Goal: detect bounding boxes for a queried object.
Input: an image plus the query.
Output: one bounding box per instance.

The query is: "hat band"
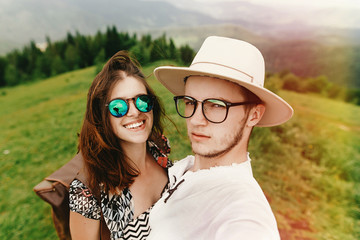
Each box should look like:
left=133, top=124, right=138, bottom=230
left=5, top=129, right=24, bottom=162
left=190, top=61, right=256, bottom=85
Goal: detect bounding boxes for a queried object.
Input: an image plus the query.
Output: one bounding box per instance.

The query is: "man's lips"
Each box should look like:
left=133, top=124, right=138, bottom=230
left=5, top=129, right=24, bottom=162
left=191, top=132, right=210, bottom=141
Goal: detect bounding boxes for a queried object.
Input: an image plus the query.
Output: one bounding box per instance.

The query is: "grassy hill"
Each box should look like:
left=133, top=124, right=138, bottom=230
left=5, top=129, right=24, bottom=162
left=0, top=62, right=359, bottom=239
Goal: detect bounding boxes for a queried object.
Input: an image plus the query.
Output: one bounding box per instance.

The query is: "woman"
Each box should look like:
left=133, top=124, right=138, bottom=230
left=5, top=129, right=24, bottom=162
left=69, top=51, right=172, bottom=240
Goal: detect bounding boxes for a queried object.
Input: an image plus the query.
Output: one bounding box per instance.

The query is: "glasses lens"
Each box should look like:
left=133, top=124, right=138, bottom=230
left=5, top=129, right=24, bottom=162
left=108, top=99, right=128, bottom=117
left=136, top=95, right=154, bottom=113
left=175, top=96, right=196, bottom=118
left=203, top=99, right=227, bottom=123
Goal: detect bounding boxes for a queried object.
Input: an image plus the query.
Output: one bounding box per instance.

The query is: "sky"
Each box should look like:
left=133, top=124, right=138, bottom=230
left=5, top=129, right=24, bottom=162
left=148, top=0, right=360, bottom=29
left=247, top=0, right=359, bottom=9
left=162, top=0, right=360, bottom=9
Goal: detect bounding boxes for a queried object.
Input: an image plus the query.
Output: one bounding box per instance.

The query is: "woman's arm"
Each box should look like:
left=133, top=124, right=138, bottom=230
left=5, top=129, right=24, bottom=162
left=70, top=211, right=100, bottom=240
left=69, top=179, right=102, bottom=240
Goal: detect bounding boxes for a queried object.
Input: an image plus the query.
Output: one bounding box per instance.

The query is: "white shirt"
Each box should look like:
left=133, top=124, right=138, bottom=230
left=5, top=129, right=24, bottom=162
left=148, top=154, right=280, bottom=240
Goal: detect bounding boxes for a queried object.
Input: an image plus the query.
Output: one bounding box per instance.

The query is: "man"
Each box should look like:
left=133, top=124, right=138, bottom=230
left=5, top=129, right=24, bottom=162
left=148, top=36, right=293, bottom=239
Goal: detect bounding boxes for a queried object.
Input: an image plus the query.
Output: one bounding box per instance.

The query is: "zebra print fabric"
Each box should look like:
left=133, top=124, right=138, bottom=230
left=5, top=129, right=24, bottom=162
left=122, top=211, right=151, bottom=239
left=70, top=180, right=152, bottom=239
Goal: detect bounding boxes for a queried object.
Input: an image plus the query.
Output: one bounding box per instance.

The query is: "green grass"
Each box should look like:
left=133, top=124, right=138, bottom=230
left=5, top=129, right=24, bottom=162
left=0, top=63, right=359, bottom=239
left=249, top=91, right=360, bottom=239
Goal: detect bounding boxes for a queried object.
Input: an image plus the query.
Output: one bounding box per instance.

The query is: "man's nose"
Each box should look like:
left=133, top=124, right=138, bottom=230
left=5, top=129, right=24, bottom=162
left=189, top=103, right=207, bottom=125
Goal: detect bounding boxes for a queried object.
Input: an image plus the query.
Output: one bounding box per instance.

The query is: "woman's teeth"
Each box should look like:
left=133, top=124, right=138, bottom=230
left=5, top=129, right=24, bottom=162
left=124, top=121, right=144, bottom=129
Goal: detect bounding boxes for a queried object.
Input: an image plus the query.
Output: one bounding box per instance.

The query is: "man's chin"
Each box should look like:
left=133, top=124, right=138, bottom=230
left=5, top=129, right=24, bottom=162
left=192, top=147, right=227, bottom=159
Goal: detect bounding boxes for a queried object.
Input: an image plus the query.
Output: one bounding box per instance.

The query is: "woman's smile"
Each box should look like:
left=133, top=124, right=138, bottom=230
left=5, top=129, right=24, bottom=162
left=124, top=120, right=145, bottom=130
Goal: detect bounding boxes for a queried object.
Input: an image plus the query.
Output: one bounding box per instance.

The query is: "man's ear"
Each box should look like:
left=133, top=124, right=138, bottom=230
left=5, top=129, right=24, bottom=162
left=247, top=104, right=265, bottom=127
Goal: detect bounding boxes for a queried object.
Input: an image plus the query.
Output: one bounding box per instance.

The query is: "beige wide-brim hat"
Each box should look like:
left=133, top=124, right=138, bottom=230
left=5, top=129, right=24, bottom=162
left=154, top=36, right=293, bottom=127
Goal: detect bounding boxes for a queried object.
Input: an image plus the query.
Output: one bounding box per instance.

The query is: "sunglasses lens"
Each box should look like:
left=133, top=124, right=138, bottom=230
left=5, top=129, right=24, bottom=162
left=108, top=99, right=128, bottom=117
left=136, top=95, right=154, bottom=113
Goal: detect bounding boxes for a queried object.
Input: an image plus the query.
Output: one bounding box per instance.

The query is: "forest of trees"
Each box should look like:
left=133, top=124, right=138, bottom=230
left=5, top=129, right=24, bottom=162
left=0, top=26, right=359, bottom=105
left=265, top=70, right=360, bottom=105
left=0, top=25, right=195, bottom=88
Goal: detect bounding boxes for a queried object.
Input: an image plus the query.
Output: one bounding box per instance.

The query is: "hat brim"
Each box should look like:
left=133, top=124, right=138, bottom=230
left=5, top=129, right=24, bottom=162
left=154, top=66, right=293, bottom=127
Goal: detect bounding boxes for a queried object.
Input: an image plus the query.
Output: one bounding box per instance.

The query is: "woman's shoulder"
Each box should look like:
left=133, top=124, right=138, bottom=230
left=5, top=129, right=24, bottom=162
left=69, top=179, right=101, bottom=220
left=70, top=178, right=87, bottom=189
left=148, top=136, right=173, bottom=168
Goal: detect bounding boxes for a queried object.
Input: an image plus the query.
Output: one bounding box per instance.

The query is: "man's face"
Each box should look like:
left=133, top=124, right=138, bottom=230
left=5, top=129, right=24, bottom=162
left=184, top=76, right=250, bottom=158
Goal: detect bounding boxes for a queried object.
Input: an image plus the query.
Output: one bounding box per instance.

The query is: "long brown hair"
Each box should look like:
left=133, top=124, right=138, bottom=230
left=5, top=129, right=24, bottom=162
left=79, top=50, right=165, bottom=194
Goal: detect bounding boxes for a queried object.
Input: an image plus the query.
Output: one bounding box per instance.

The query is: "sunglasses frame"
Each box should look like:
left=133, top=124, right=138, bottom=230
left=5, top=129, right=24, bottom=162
left=106, top=94, right=155, bottom=118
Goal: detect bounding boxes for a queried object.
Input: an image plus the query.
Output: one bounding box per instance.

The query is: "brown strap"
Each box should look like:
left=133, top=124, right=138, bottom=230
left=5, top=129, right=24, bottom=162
left=100, top=214, right=111, bottom=240
left=91, top=185, right=111, bottom=240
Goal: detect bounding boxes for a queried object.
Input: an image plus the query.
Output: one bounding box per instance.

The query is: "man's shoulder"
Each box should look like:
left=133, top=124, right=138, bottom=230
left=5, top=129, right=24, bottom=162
left=172, top=155, right=194, bottom=167
left=167, top=155, right=194, bottom=182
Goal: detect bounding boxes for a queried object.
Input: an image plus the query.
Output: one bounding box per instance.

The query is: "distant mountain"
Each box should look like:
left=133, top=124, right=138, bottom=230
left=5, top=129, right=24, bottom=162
left=1, top=0, right=359, bottom=55
left=0, top=0, right=217, bottom=55
left=162, top=0, right=360, bottom=45
left=160, top=0, right=360, bottom=30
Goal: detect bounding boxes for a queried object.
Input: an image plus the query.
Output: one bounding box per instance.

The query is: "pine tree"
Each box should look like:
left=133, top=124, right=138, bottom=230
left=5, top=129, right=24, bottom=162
left=0, top=57, right=7, bottom=87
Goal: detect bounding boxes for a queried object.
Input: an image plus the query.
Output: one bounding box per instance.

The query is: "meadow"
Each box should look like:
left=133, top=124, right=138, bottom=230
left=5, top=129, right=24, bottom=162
left=0, top=62, right=359, bottom=239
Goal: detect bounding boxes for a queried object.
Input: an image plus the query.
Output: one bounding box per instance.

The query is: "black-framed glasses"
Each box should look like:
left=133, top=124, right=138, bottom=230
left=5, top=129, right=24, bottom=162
left=106, top=94, right=155, bottom=118
left=174, top=95, right=257, bottom=123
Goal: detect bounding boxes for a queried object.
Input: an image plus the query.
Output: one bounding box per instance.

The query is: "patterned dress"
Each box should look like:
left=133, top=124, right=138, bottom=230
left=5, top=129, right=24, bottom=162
left=69, top=140, right=172, bottom=240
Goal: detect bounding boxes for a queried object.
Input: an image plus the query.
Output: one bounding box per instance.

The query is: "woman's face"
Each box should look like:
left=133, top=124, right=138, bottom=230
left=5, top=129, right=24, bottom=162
left=108, top=75, right=153, bottom=146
